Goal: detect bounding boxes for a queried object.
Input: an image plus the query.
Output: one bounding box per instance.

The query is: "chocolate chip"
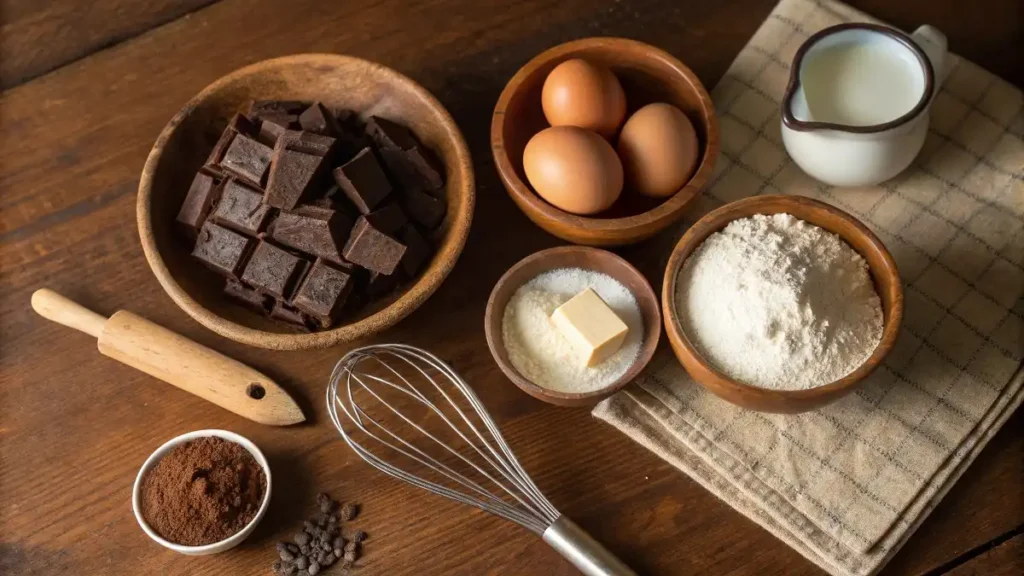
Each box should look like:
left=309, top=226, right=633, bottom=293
left=339, top=502, right=358, bottom=522
left=279, top=549, right=295, bottom=562
left=295, top=556, right=308, bottom=570
left=350, top=530, right=367, bottom=543
left=308, top=559, right=320, bottom=576
left=295, top=533, right=311, bottom=547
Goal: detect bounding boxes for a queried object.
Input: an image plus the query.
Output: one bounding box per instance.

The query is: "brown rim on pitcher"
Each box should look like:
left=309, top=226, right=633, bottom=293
left=781, top=23, right=935, bottom=134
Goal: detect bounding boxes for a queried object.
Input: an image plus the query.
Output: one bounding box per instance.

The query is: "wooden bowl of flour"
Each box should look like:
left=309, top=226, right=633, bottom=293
left=662, top=195, right=903, bottom=413
left=484, top=246, right=661, bottom=407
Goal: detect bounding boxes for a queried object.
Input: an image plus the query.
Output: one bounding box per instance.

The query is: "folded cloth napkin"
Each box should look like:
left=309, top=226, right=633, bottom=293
left=594, top=1, right=1024, bottom=574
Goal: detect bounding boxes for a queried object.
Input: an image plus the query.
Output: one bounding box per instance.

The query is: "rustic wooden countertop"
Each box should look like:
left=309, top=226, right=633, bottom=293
left=1, top=1, right=1020, bottom=574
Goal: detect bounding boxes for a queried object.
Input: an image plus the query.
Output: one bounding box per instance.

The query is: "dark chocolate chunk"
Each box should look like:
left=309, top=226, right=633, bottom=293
left=192, top=222, right=254, bottom=278
left=365, top=270, right=399, bottom=296
left=333, top=148, right=391, bottom=214
left=366, top=116, right=417, bottom=151
left=398, top=226, right=431, bottom=277
left=220, top=133, right=273, bottom=186
left=403, top=145, right=445, bottom=191
left=241, top=241, right=309, bottom=299
left=400, top=189, right=446, bottom=229
left=362, top=203, right=407, bottom=235
left=247, top=100, right=307, bottom=119
left=205, top=127, right=236, bottom=167
left=176, top=169, right=224, bottom=233
left=257, top=118, right=292, bottom=147
left=291, top=259, right=354, bottom=327
left=265, top=146, right=327, bottom=210
left=342, top=218, right=406, bottom=275
left=298, top=102, right=340, bottom=136
left=224, top=279, right=272, bottom=314
left=270, top=301, right=313, bottom=331
left=210, top=178, right=274, bottom=235
left=228, top=112, right=259, bottom=137
left=277, top=130, right=336, bottom=157
left=269, top=206, right=353, bottom=263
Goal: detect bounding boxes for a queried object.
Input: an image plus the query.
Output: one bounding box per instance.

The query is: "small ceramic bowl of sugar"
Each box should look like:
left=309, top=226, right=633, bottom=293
left=484, top=246, right=661, bottom=407
left=663, top=195, right=903, bottom=414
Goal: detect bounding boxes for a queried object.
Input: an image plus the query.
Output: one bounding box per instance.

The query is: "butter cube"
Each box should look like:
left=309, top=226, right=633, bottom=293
left=551, top=288, right=629, bottom=366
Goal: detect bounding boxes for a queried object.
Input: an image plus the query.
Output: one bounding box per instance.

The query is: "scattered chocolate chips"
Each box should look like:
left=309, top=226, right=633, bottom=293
left=177, top=102, right=447, bottom=332
left=272, top=494, right=364, bottom=576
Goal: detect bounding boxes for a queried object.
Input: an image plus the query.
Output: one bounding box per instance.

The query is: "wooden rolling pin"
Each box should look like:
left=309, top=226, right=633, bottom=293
left=31, top=289, right=305, bottom=426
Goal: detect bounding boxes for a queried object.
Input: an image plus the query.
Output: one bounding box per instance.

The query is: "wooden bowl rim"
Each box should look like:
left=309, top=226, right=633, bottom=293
left=483, top=245, right=662, bottom=405
left=490, top=37, right=719, bottom=233
left=662, top=195, right=904, bottom=402
left=137, top=53, right=475, bottom=350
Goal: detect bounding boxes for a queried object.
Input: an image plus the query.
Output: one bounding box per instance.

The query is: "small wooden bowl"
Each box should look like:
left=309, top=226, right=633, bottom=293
left=138, top=54, right=474, bottom=350
left=662, top=195, right=904, bottom=413
left=484, top=246, right=661, bottom=407
left=491, top=37, right=719, bottom=246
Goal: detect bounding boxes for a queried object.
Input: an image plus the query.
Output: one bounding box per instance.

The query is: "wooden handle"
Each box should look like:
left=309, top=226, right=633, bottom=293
left=31, top=289, right=108, bottom=338
left=99, top=311, right=305, bottom=426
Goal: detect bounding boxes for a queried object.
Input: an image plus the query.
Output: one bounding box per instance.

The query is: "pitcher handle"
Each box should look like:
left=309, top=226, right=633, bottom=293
left=911, top=25, right=948, bottom=88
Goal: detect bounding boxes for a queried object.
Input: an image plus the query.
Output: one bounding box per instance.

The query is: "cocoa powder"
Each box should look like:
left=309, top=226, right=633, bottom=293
left=140, top=436, right=267, bottom=546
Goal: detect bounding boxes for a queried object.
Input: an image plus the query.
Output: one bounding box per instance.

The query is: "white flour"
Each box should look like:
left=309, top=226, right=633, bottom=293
left=675, top=213, right=883, bottom=390
left=502, top=268, right=643, bottom=393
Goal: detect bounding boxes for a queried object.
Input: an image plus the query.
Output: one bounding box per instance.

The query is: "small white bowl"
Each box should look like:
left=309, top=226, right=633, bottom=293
left=132, top=429, right=272, bottom=555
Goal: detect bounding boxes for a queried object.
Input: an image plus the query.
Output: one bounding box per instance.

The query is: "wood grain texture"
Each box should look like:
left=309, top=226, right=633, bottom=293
left=0, top=0, right=1020, bottom=575
left=0, top=0, right=219, bottom=88
left=491, top=37, right=719, bottom=246
left=661, top=195, right=903, bottom=413
left=944, top=535, right=1023, bottom=576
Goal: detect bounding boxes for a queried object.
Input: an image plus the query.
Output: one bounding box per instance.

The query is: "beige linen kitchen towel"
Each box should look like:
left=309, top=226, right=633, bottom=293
left=594, top=0, right=1024, bottom=575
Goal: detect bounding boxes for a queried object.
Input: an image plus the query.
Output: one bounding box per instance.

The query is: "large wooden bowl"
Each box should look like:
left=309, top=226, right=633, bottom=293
left=138, top=54, right=474, bottom=350
left=484, top=246, right=661, bottom=407
left=491, top=37, right=719, bottom=246
left=662, top=195, right=903, bottom=413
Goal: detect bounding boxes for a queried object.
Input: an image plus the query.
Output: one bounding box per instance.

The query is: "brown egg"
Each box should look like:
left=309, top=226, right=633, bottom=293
left=523, top=126, right=623, bottom=215
left=617, top=103, right=700, bottom=198
left=541, top=59, right=627, bottom=138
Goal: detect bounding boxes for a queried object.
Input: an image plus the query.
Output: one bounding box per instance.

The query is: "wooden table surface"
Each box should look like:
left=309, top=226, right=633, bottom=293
left=1, top=1, right=1021, bottom=574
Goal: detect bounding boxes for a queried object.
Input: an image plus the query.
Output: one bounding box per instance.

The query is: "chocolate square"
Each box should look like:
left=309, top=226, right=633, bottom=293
left=247, top=100, right=307, bottom=119
left=264, top=145, right=326, bottom=210
left=291, top=259, right=354, bottom=327
left=400, top=189, right=446, bottom=229
left=333, top=147, right=391, bottom=214
left=210, top=178, right=274, bottom=235
left=277, top=130, right=336, bottom=157
left=366, top=116, right=417, bottom=151
left=221, top=133, right=273, bottom=186
left=362, top=203, right=407, bottom=235
left=270, top=301, right=313, bottom=331
left=398, top=226, right=431, bottom=277
left=256, top=117, right=292, bottom=147
left=192, top=222, right=254, bottom=278
left=176, top=169, right=225, bottom=233
left=241, top=241, right=309, bottom=299
left=205, top=127, right=236, bottom=167
left=269, top=206, right=354, bottom=263
left=228, top=112, right=259, bottom=137
left=224, top=279, right=272, bottom=314
left=342, top=218, right=406, bottom=275
left=298, top=102, right=340, bottom=136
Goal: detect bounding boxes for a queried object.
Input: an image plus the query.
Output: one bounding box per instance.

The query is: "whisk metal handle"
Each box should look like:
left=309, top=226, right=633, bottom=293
left=543, top=516, right=637, bottom=576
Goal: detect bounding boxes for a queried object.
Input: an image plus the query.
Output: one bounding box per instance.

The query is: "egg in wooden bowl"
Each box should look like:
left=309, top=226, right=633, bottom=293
left=138, top=54, right=474, bottom=350
left=491, top=37, right=719, bottom=246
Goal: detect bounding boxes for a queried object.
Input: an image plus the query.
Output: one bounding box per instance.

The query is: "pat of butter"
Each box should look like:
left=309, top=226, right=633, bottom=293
left=551, top=288, right=629, bottom=366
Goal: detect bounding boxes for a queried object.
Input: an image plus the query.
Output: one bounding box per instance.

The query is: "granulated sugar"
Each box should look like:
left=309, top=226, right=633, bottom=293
left=676, top=213, right=883, bottom=390
left=502, top=268, right=643, bottom=393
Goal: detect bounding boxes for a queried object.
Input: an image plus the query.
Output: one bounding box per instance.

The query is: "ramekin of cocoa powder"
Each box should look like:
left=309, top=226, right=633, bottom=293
left=132, top=430, right=272, bottom=555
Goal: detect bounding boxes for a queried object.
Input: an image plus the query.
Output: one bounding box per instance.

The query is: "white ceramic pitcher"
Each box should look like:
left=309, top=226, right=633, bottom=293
left=781, top=23, right=947, bottom=187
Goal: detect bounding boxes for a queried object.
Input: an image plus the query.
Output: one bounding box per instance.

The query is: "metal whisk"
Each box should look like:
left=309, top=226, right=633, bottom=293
left=327, top=344, right=636, bottom=576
